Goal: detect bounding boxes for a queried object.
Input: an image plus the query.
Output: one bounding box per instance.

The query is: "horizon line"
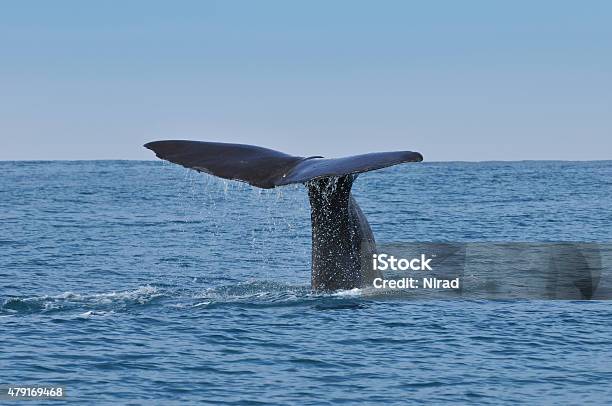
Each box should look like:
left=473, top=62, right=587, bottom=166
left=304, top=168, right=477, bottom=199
left=1, top=158, right=611, bottom=164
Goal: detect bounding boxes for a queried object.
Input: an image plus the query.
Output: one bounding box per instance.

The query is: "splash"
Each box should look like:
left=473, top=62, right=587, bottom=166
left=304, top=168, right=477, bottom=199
left=0, top=285, right=162, bottom=315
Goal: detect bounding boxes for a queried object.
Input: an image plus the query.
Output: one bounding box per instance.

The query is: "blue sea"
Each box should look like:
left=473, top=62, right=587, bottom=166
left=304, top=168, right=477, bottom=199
left=1, top=160, right=611, bottom=405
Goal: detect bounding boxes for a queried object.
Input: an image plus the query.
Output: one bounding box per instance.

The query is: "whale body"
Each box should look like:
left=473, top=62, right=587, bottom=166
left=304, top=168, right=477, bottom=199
left=145, top=140, right=423, bottom=291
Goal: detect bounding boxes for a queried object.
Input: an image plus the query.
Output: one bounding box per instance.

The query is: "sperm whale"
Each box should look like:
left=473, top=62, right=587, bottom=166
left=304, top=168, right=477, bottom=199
left=144, top=140, right=423, bottom=291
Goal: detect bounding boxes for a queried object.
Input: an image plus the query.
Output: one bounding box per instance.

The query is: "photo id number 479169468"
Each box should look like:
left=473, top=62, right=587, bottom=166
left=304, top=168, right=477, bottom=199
left=0, top=386, right=66, bottom=399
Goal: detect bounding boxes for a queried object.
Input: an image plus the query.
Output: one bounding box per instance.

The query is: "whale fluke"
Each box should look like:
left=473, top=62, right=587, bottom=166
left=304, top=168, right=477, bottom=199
left=145, top=140, right=423, bottom=291
left=144, top=140, right=422, bottom=189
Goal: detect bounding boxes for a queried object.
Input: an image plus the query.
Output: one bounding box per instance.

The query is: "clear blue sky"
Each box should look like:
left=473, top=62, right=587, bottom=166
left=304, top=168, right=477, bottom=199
left=1, top=1, right=610, bottom=161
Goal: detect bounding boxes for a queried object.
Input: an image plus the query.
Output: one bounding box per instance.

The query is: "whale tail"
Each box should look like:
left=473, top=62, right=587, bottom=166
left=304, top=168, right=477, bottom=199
left=144, top=140, right=422, bottom=189
left=144, top=140, right=423, bottom=291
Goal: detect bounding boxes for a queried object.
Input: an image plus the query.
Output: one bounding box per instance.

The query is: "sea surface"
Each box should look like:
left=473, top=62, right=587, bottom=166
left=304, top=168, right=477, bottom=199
left=1, top=160, right=611, bottom=404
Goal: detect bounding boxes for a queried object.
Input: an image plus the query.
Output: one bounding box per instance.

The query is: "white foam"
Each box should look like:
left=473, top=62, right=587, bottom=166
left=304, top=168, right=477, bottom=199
left=11, top=285, right=161, bottom=310
left=78, top=310, right=115, bottom=318
left=332, top=288, right=363, bottom=297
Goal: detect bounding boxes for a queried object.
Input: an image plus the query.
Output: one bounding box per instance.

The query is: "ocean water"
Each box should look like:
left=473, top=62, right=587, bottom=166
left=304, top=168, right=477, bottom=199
left=1, top=160, right=611, bottom=404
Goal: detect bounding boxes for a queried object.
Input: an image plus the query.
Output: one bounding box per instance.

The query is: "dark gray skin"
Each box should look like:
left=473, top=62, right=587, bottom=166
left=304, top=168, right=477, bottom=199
left=144, top=140, right=422, bottom=292
left=307, top=176, right=380, bottom=291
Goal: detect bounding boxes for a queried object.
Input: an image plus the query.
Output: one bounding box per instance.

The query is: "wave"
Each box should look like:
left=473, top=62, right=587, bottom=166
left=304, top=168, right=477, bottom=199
left=0, top=285, right=163, bottom=316
left=0, top=281, right=376, bottom=317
